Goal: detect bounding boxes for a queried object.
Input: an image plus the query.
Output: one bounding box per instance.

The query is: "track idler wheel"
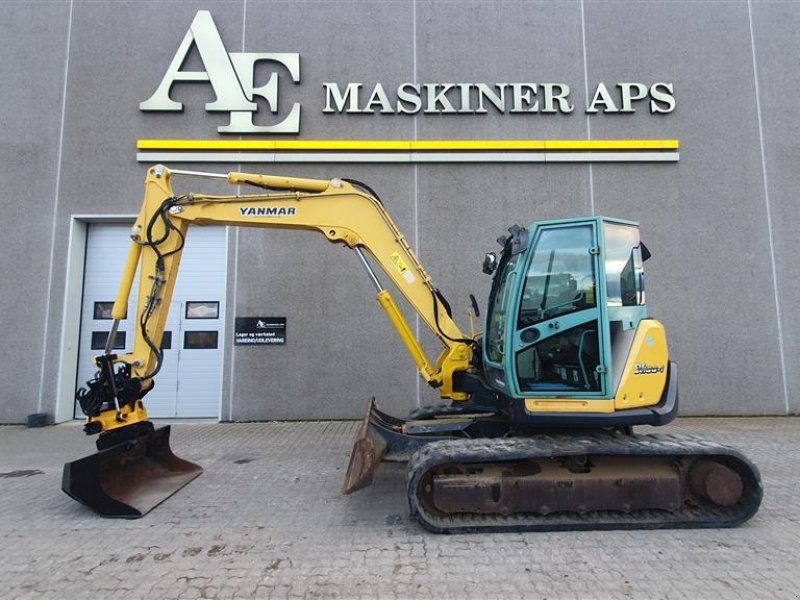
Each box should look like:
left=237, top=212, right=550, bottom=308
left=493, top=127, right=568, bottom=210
left=689, top=459, right=744, bottom=507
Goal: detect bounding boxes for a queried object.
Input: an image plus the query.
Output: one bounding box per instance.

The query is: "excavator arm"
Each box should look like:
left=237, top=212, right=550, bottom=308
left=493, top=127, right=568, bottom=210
left=83, top=165, right=473, bottom=435
left=65, top=165, right=477, bottom=517
left=62, top=165, right=476, bottom=518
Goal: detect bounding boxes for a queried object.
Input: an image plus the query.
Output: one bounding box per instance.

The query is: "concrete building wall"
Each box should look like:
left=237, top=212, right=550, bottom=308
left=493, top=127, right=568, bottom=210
left=1, top=0, right=798, bottom=422
left=0, top=3, right=71, bottom=422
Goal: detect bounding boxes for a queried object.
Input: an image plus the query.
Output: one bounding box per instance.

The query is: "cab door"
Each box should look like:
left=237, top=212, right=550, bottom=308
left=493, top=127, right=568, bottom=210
left=510, top=222, right=609, bottom=398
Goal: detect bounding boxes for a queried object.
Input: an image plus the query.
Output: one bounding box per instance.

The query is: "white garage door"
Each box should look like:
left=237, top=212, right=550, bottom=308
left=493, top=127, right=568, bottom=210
left=75, top=223, right=227, bottom=419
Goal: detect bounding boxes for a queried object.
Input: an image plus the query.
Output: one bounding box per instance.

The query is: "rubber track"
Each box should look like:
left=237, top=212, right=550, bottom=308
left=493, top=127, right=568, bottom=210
left=406, top=432, right=763, bottom=534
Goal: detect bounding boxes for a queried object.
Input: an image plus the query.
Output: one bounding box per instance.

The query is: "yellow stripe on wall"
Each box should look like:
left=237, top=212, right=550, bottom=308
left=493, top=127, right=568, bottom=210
left=137, top=139, right=680, bottom=152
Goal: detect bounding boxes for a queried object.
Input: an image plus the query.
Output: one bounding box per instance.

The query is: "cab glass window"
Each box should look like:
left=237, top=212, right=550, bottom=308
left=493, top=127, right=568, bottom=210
left=604, top=223, right=645, bottom=307
left=517, top=225, right=596, bottom=329
left=485, top=252, right=520, bottom=363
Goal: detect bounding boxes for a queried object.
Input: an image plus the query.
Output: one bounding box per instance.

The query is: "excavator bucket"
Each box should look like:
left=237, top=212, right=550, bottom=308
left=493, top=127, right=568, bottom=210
left=62, top=425, right=202, bottom=518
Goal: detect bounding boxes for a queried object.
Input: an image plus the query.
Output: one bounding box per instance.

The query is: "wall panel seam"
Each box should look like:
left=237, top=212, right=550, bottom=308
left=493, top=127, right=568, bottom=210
left=580, top=0, right=595, bottom=215
left=227, top=0, right=248, bottom=421
left=413, top=0, right=421, bottom=407
left=747, top=0, right=789, bottom=414
left=39, top=0, right=74, bottom=414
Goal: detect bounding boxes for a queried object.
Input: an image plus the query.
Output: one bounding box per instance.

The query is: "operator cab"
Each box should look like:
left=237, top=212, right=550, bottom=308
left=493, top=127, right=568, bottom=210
left=482, top=217, right=648, bottom=406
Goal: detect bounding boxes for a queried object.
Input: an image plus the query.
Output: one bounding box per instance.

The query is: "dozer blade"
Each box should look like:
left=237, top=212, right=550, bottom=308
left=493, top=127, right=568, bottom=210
left=342, top=398, right=475, bottom=494
left=62, top=425, right=202, bottom=518
left=342, top=399, right=388, bottom=494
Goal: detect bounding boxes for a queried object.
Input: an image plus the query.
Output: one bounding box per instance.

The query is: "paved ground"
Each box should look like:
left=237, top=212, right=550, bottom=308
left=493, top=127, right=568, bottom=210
left=0, top=416, right=798, bottom=599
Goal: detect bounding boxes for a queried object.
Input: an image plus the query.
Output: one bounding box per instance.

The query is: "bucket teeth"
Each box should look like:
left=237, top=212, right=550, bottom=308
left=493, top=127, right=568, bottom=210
left=62, top=425, right=202, bottom=518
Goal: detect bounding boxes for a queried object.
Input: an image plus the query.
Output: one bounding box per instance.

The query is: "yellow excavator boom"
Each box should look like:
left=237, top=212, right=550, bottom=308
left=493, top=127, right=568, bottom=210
left=96, top=165, right=474, bottom=434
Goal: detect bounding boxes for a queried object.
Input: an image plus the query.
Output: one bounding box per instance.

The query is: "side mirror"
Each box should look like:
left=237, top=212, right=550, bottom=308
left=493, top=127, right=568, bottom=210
left=482, top=252, right=498, bottom=275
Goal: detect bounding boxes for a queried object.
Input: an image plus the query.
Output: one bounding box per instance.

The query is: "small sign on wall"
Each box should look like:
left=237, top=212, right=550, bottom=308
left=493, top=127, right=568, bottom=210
left=234, top=317, right=286, bottom=345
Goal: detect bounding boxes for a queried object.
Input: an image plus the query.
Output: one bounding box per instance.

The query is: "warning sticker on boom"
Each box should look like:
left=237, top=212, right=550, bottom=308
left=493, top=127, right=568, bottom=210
left=390, top=252, right=416, bottom=284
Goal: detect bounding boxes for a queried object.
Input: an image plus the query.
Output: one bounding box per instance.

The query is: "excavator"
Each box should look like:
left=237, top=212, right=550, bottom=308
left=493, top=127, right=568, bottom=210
left=63, top=165, right=762, bottom=533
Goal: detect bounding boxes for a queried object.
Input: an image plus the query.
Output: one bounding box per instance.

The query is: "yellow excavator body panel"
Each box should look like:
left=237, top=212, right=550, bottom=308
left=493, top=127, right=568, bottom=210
left=613, top=320, right=670, bottom=410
